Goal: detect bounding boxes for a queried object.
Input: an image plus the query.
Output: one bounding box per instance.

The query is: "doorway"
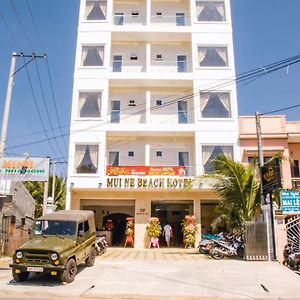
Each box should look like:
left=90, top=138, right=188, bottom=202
left=103, top=213, right=132, bottom=246
left=151, top=201, right=193, bottom=247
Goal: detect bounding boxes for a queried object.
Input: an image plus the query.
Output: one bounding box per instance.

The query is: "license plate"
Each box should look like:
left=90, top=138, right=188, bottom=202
left=27, top=266, right=43, bottom=272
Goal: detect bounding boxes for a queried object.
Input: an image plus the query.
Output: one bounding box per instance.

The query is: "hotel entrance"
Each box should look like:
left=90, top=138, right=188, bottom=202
left=151, top=200, right=193, bottom=247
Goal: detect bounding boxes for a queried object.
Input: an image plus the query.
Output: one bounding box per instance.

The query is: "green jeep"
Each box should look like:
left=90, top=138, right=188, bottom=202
left=10, top=210, right=97, bottom=283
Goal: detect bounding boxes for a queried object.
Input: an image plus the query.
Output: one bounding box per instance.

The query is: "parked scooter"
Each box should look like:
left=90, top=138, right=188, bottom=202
left=210, top=234, right=244, bottom=260
left=95, top=236, right=108, bottom=255
left=283, top=244, right=300, bottom=271
left=198, top=233, right=223, bottom=254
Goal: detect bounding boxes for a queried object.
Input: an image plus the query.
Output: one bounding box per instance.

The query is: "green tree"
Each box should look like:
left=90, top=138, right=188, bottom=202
left=24, top=175, right=66, bottom=218
left=196, top=155, right=261, bottom=232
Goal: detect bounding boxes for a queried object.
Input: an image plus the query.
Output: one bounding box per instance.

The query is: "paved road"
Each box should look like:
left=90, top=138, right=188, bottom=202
left=0, top=248, right=300, bottom=299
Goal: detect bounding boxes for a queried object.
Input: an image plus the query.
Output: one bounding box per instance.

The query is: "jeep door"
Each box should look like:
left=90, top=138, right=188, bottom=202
left=76, top=222, right=86, bottom=263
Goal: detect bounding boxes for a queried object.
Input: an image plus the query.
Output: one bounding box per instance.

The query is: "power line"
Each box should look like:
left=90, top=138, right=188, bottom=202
left=34, top=58, right=65, bottom=157
left=24, top=0, right=68, bottom=152
left=22, top=55, right=59, bottom=158
left=261, top=103, right=300, bottom=116
left=9, top=0, right=34, bottom=51
left=7, top=53, right=300, bottom=152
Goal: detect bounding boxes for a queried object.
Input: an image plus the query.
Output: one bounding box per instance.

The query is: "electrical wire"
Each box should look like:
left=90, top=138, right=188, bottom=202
left=7, top=53, right=300, bottom=152
left=22, top=55, right=59, bottom=158
left=34, top=58, right=65, bottom=157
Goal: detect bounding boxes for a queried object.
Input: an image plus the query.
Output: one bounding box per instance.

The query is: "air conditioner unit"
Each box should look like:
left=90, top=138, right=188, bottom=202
left=128, top=99, right=136, bottom=106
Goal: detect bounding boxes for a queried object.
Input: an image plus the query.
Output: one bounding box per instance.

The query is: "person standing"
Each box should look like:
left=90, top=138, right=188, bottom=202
left=163, top=222, right=173, bottom=247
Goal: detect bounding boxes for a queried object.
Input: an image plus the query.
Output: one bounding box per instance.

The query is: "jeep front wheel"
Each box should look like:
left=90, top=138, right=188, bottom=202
left=12, top=269, right=29, bottom=282
left=85, top=247, right=96, bottom=267
left=60, top=258, right=77, bottom=283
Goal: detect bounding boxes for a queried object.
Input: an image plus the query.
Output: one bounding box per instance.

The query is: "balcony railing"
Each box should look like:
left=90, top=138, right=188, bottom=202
left=150, top=60, right=191, bottom=73
left=111, top=60, right=146, bottom=72
left=113, top=14, right=147, bottom=26
left=151, top=15, right=190, bottom=26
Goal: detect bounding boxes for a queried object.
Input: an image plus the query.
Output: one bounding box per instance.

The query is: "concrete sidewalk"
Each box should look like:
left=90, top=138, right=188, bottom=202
left=0, top=248, right=299, bottom=299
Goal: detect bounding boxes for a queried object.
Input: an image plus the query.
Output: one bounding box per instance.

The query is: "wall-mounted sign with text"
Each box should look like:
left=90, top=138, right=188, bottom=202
left=106, top=166, right=186, bottom=176
left=280, top=190, right=300, bottom=215
left=0, top=157, right=50, bottom=181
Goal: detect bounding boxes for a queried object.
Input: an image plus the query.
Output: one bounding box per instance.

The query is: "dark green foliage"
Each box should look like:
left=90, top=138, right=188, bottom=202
left=24, top=176, right=66, bottom=218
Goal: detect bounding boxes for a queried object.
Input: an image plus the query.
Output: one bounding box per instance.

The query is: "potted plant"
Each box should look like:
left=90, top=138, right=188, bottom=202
left=182, top=215, right=197, bottom=248
left=146, top=217, right=162, bottom=248
left=124, top=217, right=134, bottom=247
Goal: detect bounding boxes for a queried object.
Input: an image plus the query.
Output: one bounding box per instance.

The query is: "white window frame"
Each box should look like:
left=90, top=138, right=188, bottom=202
left=196, top=45, right=230, bottom=69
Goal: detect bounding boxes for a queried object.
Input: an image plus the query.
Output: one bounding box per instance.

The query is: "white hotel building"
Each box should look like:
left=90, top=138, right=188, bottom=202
left=67, top=0, right=239, bottom=248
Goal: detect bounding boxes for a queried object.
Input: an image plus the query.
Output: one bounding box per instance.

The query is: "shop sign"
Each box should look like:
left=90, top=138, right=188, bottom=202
left=137, top=208, right=149, bottom=216
left=0, top=157, right=49, bottom=181
left=261, top=157, right=281, bottom=194
left=106, top=176, right=193, bottom=189
left=280, top=190, right=300, bottom=215
left=106, top=166, right=186, bottom=176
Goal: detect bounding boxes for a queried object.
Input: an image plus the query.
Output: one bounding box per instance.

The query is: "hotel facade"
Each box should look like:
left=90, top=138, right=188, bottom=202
left=67, top=0, right=239, bottom=248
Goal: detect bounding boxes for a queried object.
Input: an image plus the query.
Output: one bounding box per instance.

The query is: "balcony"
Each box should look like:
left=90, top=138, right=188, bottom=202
left=111, top=59, right=146, bottom=73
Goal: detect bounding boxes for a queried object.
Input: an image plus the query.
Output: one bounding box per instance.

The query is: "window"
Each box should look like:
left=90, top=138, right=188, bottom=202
left=78, top=92, right=101, bottom=118
left=128, top=151, right=135, bottom=157
left=291, top=160, right=300, bottom=178
left=179, top=152, right=189, bottom=175
left=177, top=55, right=187, bottom=72
left=156, top=151, right=163, bottom=157
left=196, top=1, right=226, bottom=22
left=85, top=0, right=107, bottom=20
left=75, top=145, right=98, bottom=174
left=110, top=100, right=120, bottom=123
left=114, top=12, right=124, bottom=25
left=200, top=92, right=231, bottom=118
left=202, top=145, right=233, bottom=173
left=81, top=46, right=104, bottom=66
left=109, top=152, right=119, bottom=166
left=248, top=156, right=272, bottom=164
left=156, top=100, right=162, bottom=106
left=198, top=46, right=228, bottom=67
left=113, top=55, right=122, bottom=72
left=178, top=101, right=188, bottom=124
left=84, top=220, right=90, bottom=232
left=176, top=13, right=185, bottom=26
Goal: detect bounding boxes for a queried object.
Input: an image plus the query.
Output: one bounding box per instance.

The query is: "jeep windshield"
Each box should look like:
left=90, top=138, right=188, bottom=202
left=33, top=220, right=77, bottom=236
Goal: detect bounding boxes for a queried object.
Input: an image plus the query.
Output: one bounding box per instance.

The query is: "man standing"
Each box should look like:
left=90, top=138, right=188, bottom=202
left=163, top=222, right=173, bottom=247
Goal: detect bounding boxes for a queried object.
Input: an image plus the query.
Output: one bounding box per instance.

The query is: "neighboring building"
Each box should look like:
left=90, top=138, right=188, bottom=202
left=67, top=0, right=239, bottom=248
left=239, top=115, right=300, bottom=189
left=0, top=181, right=35, bottom=256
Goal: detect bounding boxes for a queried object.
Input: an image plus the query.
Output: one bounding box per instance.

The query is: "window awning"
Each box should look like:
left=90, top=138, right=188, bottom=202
left=243, top=146, right=284, bottom=154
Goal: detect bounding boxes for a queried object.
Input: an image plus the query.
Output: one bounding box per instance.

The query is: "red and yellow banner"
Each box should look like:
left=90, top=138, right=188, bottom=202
left=106, top=166, right=186, bottom=176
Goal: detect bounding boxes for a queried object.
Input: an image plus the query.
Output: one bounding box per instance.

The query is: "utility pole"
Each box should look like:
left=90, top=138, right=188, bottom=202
left=255, top=112, right=276, bottom=261
left=0, top=53, right=17, bottom=157
left=52, top=160, right=56, bottom=201
left=0, top=52, right=46, bottom=157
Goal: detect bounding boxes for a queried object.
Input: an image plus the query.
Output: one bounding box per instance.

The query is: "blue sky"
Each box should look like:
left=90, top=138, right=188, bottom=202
left=0, top=1, right=300, bottom=177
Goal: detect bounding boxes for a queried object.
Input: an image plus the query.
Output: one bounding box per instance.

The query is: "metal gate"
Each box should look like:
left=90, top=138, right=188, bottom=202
left=0, top=215, right=10, bottom=256
left=286, top=215, right=300, bottom=252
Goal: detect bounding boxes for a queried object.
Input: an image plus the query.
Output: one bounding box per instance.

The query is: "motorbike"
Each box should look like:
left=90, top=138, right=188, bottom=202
left=210, top=234, right=244, bottom=260
left=198, top=233, right=223, bottom=254
left=95, top=236, right=108, bottom=255
left=283, top=244, right=300, bottom=271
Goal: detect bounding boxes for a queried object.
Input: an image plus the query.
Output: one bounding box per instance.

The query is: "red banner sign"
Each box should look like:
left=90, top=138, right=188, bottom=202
left=106, top=166, right=186, bottom=176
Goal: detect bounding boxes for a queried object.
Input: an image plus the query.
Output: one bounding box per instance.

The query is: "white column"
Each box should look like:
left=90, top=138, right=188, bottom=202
left=145, top=144, right=150, bottom=166
left=146, top=43, right=151, bottom=73
left=146, top=0, right=151, bottom=26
